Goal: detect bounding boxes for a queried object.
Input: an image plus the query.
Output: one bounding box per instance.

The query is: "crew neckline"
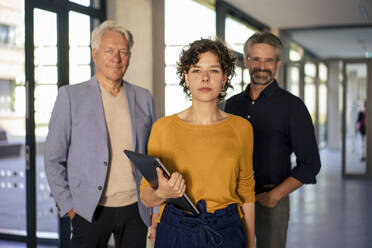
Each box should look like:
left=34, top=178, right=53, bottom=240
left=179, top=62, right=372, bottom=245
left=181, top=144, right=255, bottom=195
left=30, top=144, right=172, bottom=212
left=172, top=113, right=232, bottom=128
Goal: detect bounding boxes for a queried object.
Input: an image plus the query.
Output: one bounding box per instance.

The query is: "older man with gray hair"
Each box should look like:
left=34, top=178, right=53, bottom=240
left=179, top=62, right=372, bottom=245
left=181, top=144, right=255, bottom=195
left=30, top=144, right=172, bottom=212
left=44, top=20, right=155, bottom=248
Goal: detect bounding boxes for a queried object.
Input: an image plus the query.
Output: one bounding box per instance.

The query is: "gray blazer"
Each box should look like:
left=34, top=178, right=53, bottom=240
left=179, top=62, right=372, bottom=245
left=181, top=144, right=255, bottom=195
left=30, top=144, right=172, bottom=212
left=44, top=77, right=155, bottom=226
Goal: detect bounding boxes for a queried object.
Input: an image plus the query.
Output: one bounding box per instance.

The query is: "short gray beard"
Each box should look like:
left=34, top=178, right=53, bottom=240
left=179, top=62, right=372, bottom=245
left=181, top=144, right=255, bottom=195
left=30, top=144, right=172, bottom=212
left=251, top=71, right=275, bottom=86
left=251, top=77, right=273, bottom=86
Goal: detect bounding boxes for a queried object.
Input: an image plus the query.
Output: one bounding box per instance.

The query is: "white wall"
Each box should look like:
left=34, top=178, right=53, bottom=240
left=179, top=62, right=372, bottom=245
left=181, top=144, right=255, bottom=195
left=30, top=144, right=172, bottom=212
left=327, top=60, right=342, bottom=150
left=107, top=0, right=153, bottom=91
left=107, top=0, right=165, bottom=118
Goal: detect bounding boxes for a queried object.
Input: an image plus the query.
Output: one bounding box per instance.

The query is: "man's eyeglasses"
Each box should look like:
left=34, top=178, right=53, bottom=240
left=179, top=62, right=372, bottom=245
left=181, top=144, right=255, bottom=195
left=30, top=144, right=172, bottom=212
left=248, top=57, right=276, bottom=66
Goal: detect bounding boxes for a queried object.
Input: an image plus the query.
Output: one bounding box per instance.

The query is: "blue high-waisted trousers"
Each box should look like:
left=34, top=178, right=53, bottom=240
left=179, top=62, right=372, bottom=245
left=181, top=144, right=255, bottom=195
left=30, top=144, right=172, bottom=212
left=154, top=200, right=246, bottom=248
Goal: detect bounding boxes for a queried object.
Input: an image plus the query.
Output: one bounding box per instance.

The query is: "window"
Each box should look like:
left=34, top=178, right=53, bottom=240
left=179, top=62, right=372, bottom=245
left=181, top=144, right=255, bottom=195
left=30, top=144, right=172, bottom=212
left=0, top=24, right=16, bottom=46
left=287, top=65, right=300, bottom=97
left=33, top=9, right=58, bottom=138
left=164, top=0, right=215, bottom=115
left=345, top=63, right=367, bottom=174
left=69, top=0, right=101, bottom=8
left=70, top=0, right=90, bottom=6
left=289, top=42, right=304, bottom=62
left=225, top=16, right=257, bottom=54
left=0, top=0, right=26, bottom=237
left=304, top=62, right=316, bottom=123
left=69, top=11, right=92, bottom=85
left=0, top=79, right=12, bottom=112
left=318, top=63, right=328, bottom=147
left=224, top=16, right=257, bottom=98
left=0, top=0, right=105, bottom=243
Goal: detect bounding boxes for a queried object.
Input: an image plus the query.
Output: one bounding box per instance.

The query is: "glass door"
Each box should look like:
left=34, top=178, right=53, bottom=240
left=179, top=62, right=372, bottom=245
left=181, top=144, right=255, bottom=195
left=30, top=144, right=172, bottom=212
left=0, top=0, right=27, bottom=238
left=342, top=60, right=371, bottom=177
left=318, top=63, right=328, bottom=148
left=33, top=8, right=59, bottom=239
left=286, top=64, right=300, bottom=97
left=23, top=1, right=104, bottom=247
left=304, top=62, right=317, bottom=124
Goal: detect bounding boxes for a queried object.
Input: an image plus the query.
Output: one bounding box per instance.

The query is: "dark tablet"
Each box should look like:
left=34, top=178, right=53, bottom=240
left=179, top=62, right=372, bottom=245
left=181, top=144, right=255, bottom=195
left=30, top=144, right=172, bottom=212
left=124, top=150, right=200, bottom=215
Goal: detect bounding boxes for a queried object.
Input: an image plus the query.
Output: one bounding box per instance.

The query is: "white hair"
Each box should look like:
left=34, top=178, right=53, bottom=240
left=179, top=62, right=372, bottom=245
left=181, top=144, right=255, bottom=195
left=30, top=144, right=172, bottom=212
left=91, top=20, right=134, bottom=50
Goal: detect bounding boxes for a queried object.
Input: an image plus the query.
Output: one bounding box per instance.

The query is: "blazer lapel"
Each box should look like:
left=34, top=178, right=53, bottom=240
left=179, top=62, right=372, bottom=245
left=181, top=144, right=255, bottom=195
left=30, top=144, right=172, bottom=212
left=92, top=77, right=108, bottom=147
left=123, top=81, right=137, bottom=151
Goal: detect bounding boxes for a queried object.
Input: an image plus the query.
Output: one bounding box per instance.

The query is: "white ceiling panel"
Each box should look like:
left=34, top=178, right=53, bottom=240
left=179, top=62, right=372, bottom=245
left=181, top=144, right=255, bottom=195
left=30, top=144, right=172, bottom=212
left=224, top=0, right=372, bottom=59
left=225, top=0, right=372, bottom=28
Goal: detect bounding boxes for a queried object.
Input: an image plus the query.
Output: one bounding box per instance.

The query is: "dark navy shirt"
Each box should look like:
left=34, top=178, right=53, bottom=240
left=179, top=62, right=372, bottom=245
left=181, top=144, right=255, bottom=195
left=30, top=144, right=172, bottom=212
left=225, top=80, right=321, bottom=187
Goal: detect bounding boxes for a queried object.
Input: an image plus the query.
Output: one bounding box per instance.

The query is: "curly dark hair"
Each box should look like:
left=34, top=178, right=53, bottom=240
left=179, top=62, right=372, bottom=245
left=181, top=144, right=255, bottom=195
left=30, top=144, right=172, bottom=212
left=176, top=39, right=236, bottom=102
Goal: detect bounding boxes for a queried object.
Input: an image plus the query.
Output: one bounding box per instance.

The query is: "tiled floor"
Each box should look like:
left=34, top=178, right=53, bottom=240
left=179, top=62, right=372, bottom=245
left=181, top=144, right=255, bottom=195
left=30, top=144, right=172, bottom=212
left=0, top=149, right=371, bottom=248
left=287, top=149, right=372, bottom=248
left=0, top=154, right=58, bottom=233
left=0, top=240, right=55, bottom=248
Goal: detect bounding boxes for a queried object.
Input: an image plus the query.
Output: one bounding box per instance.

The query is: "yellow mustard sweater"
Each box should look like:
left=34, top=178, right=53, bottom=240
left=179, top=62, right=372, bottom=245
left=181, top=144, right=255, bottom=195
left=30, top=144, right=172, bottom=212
left=140, top=114, right=255, bottom=219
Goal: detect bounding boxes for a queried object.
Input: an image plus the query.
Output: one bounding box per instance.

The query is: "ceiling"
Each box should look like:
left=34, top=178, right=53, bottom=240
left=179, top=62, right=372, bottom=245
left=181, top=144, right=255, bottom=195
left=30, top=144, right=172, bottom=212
left=224, top=0, right=372, bottom=59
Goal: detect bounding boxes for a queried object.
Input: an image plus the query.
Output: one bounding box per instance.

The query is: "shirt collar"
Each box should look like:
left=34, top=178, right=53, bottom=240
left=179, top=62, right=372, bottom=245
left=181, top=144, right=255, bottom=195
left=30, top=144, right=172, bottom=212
left=244, top=80, right=279, bottom=100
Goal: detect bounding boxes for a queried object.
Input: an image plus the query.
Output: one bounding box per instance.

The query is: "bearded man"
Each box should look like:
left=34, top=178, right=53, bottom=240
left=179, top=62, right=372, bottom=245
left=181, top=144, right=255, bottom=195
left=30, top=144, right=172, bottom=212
left=225, top=32, right=321, bottom=248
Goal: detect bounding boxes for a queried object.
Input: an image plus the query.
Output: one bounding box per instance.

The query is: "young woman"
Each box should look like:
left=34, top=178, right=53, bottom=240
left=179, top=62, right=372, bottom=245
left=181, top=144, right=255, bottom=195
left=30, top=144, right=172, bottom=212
left=141, top=39, right=256, bottom=248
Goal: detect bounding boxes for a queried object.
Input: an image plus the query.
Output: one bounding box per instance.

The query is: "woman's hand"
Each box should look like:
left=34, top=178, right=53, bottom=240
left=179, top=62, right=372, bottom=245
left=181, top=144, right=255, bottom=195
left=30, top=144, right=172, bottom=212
left=242, top=202, right=255, bottom=248
left=248, top=242, right=256, bottom=248
left=141, top=168, right=186, bottom=207
left=154, top=167, right=186, bottom=200
left=148, top=224, right=157, bottom=243
left=68, top=209, right=76, bottom=220
left=148, top=213, right=159, bottom=243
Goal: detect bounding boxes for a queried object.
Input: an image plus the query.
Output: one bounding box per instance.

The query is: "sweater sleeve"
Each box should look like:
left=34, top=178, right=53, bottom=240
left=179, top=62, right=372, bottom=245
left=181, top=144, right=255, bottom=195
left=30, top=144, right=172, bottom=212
left=235, top=120, right=255, bottom=203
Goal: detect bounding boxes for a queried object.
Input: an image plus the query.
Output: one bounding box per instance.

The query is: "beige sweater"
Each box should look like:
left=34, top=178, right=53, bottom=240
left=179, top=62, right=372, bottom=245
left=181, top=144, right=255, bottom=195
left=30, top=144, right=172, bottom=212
left=98, top=85, right=137, bottom=207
